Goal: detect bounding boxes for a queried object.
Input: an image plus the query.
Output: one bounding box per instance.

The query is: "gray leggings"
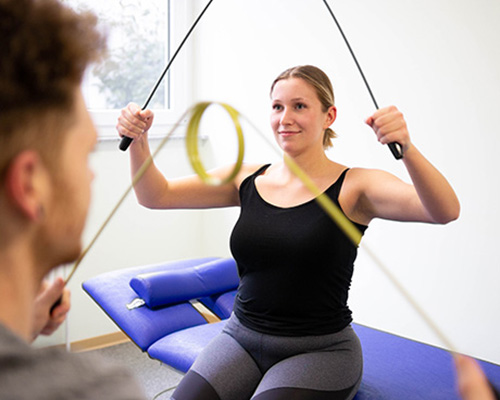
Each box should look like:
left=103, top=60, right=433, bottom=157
left=172, top=314, right=363, bottom=400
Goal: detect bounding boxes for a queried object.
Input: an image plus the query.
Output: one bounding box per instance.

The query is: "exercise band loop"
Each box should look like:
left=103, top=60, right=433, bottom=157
left=186, top=102, right=245, bottom=186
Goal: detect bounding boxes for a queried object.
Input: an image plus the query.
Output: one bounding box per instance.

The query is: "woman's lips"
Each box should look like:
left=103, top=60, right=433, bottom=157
left=279, top=131, right=300, bottom=136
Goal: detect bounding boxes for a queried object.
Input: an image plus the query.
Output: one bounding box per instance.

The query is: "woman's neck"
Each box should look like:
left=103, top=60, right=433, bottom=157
left=282, top=147, right=334, bottom=179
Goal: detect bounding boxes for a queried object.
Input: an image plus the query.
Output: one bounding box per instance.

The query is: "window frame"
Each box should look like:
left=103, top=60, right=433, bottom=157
left=87, top=0, right=192, bottom=140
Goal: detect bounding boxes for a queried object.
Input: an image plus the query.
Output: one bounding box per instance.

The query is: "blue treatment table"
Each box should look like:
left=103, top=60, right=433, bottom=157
left=83, top=257, right=500, bottom=399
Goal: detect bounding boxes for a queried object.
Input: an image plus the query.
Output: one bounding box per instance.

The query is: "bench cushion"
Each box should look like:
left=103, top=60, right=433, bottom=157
left=200, top=290, right=237, bottom=319
left=130, top=258, right=239, bottom=309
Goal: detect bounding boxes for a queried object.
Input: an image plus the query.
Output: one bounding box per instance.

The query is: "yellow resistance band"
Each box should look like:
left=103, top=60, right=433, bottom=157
left=186, top=102, right=245, bottom=186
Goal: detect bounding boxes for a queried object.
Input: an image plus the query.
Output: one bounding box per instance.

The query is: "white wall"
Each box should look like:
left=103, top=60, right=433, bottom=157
left=38, top=0, right=500, bottom=365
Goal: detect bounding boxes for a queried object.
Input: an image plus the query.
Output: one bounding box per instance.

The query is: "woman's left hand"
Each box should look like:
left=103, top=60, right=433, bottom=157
left=365, top=106, right=411, bottom=152
left=358, top=104, right=459, bottom=225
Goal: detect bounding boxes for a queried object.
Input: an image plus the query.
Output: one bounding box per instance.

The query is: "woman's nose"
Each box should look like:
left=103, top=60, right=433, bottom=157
left=280, top=107, right=293, bottom=125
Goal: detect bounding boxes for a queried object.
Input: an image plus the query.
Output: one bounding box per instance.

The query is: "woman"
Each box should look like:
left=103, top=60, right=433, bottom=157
left=117, top=65, right=460, bottom=400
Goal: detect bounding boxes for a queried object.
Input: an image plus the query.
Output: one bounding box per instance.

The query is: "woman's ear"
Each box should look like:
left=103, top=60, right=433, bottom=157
left=4, top=151, right=49, bottom=221
left=324, top=106, right=337, bottom=129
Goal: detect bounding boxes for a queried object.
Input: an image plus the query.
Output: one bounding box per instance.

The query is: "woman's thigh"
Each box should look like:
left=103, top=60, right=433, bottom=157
left=171, top=331, right=262, bottom=400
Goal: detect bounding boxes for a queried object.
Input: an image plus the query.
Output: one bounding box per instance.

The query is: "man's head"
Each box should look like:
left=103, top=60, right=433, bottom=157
left=0, top=0, right=106, bottom=273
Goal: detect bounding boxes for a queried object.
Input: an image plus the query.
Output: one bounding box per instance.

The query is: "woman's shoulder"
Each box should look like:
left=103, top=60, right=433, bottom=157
left=234, top=163, right=271, bottom=188
left=345, top=166, right=394, bottom=183
left=342, top=166, right=401, bottom=203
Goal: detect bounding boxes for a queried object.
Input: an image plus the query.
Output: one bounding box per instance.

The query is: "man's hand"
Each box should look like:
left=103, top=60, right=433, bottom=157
left=32, top=277, right=71, bottom=341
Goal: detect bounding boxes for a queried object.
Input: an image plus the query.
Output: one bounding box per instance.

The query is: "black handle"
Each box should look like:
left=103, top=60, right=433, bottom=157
left=119, top=135, right=134, bottom=151
left=49, top=295, right=62, bottom=316
left=388, top=142, right=403, bottom=160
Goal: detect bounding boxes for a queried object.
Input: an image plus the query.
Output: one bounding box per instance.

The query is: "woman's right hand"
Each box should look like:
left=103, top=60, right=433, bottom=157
left=116, top=102, right=155, bottom=143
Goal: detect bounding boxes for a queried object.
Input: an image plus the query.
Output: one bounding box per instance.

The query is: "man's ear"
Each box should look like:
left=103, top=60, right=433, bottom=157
left=4, top=151, right=48, bottom=221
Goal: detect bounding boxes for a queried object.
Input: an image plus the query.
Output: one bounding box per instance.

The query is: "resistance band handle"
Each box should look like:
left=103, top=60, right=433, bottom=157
left=49, top=295, right=62, bottom=316
left=119, top=101, right=148, bottom=151
left=389, top=142, right=403, bottom=160
left=119, top=135, right=133, bottom=151
left=119, top=100, right=149, bottom=151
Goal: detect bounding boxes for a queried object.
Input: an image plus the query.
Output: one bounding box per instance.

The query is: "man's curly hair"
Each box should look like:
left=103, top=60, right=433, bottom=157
left=0, top=0, right=106, bottom=177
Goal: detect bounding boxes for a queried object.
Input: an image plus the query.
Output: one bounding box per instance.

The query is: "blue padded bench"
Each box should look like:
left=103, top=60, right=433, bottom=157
left=83, top=257, right=500, bottom=399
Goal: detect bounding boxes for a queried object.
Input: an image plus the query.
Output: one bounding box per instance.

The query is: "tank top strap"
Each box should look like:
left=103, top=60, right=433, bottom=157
left=242, top=164, right=271, bottom=187
left=325, top=168, right=350, bottom=203
left=251, top=164, right=271, bottom=179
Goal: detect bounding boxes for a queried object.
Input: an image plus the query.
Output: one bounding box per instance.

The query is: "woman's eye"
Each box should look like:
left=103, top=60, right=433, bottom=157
left=296, top=103, right=306, bottom=110
left=272, top=104, right=282, bottom=111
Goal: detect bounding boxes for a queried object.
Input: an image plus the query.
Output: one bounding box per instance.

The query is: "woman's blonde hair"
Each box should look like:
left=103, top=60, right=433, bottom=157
left=270, top=65, right=337, bottom=149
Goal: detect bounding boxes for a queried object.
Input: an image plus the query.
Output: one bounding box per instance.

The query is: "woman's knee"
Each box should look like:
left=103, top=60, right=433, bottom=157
left=171, top=371, right=220, bottom=400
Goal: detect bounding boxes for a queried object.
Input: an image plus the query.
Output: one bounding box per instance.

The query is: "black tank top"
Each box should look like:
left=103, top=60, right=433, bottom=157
left=230, top=164, right=368, bottom=336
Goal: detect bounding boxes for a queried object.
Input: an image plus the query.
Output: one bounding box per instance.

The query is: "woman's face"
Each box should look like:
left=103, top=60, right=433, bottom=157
left=270, top=77, right=335, bottom=155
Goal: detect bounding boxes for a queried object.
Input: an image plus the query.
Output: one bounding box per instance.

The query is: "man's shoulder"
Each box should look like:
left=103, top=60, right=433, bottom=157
left=0, top=326, right=145, bottom=400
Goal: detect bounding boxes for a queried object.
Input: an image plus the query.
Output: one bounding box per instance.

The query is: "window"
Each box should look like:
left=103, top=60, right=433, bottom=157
left=63, top=0, right=190, bottom=138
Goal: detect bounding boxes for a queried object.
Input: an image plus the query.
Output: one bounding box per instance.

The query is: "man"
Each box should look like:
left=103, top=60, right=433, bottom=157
left=0, top=0, right=146, bottom=398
